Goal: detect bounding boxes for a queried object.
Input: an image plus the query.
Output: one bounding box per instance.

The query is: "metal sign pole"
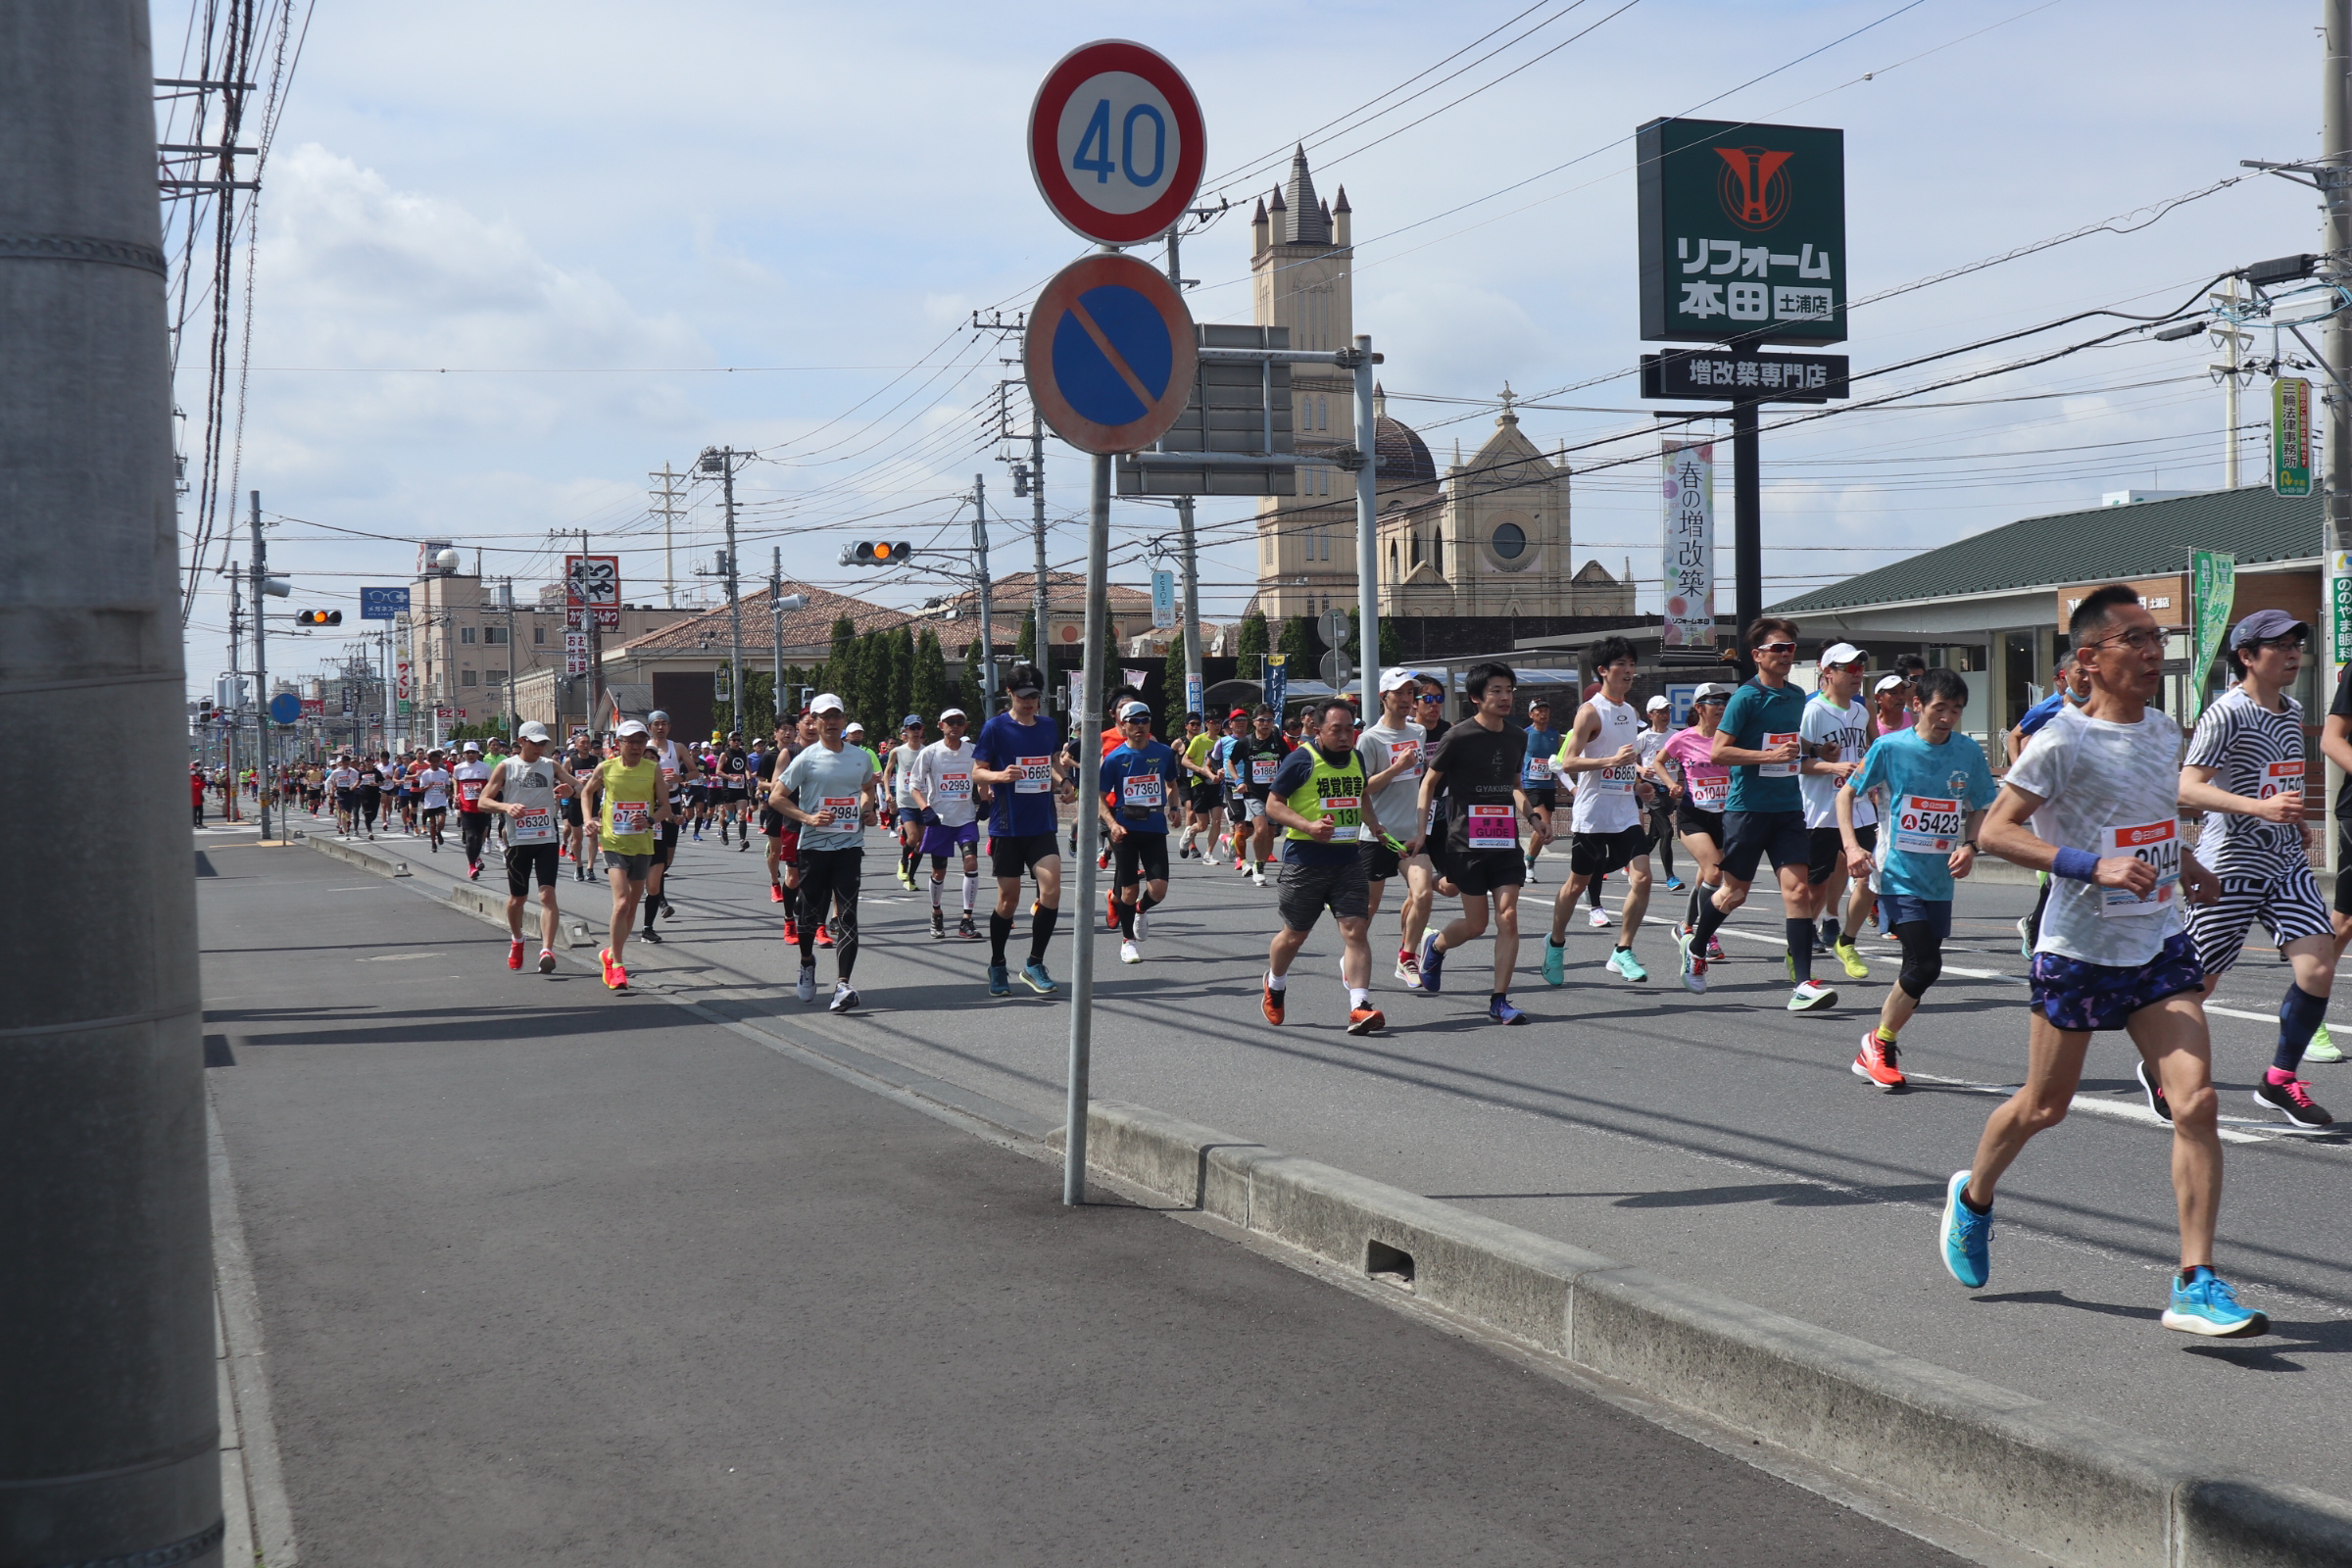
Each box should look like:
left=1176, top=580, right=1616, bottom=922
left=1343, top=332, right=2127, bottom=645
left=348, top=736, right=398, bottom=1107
left=1063, top=451, right=1111, bottom=1204
left=1351, top=336, right=1379, bottom=714
left=974, top=473, right=1000, bottom=700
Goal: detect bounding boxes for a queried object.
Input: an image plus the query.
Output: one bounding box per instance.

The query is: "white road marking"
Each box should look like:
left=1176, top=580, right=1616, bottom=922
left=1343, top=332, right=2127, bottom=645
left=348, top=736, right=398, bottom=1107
left=356, top=953, right=445, bottom=961
left=1906, top=1070, right=2275, bottom=1144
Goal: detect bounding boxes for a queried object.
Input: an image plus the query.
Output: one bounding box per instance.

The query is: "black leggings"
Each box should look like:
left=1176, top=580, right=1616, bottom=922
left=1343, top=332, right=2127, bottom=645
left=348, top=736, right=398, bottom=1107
left=461, top=810, right=491, bottom=865
left=797, top=847, right=862, bottom=977
left=1648, top=806, right=1676, bottom=879
left=1892, top=919, right=1943, bottom=1002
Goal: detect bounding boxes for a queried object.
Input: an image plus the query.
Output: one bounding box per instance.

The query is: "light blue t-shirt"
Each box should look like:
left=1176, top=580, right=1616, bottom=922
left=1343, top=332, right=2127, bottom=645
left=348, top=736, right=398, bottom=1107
left=1849, top=727, right=1998, bottom=902
left=778, top=742, right=876, bottom=853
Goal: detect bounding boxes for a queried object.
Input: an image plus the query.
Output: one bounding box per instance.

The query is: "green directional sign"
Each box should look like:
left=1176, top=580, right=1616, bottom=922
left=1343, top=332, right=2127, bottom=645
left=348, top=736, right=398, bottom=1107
left=1638, top=117, right=1846, bottom=346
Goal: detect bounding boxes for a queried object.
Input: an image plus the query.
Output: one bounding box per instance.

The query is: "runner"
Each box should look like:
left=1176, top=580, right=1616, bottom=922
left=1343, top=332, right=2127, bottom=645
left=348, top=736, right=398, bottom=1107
left=416, top=749, right=452, bottom=852
left=640, top=710, right=700, bottom=947
left=354, top=752, right=385, bottom=841
left=327, top=754, right=359, bottom=837
left=1648, top=683, right=1733, bottom=962
left=1869, top=674, right=1910, bottom=742
left=1677, top=618, right=1834, bottom=1008
left=1945, top=584, right=2256, bottom=1338
left=1263, top=698, right=1391, bottom=1033
left=1178, top=712, right=1218, bottom=860
left=2178, top=610, right=2334, bottom=1129
left=1213, top=709, right=1249, bottom=865
left=1231, top=705, right=1292, bottom=886
left=2007, top=661, right=2094, bottom=957
left=1415, top=662, right=1536, bottom=1024
left=1543, top=636, right=1652, bottom=986
left=1639, top=696, right=1683, bottom=892
left=1838, top=667, right=1997, bottom=1089
left=772, top=693, right=878, bottom=1012
left=755, top=717, right=796, bottom=906
left=1098, top=701, right=1184, bottom=964
left=563, top=730, right=602, bottom=879
left=1359, top=667, right=1436, bottom=987
left=715, top=731, right=752, bottom=848
left=910, top=707, right=984, bottom=940
left=1798, top=643, right=1878, bottom=983
left=579, top=718, right=671, bottom=992
left=969, top=664, right=1068, bottom=996
left=887, top=716, right=927, bottom=889
left=452, top=741, right=494, bottom=881
left=477, top=720, right=575, bottom=974
left=775, top=710, right=821, bottom=939
left=1518, top=696, right=1563, bottom=884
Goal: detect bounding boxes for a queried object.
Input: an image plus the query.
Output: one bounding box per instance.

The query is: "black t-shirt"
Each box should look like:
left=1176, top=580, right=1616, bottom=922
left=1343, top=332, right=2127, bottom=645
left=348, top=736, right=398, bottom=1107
left=1230, top=734, right=1292, bottom=800
left=2331, top=665, right=2352, bottom=819
left=1426, top=719, right=1527, bottom=854
left=718, top=747, right=749, bottom=787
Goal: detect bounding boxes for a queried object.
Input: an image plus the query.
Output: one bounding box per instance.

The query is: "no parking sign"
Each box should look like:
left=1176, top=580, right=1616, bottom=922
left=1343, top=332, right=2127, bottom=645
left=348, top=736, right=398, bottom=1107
left=1023, top=252, right=1197, bottom=455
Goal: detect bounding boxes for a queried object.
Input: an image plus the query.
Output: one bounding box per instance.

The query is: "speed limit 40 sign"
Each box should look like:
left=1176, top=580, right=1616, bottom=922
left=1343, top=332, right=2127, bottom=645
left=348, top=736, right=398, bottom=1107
left=1028, top=39, right=1204, bottom=246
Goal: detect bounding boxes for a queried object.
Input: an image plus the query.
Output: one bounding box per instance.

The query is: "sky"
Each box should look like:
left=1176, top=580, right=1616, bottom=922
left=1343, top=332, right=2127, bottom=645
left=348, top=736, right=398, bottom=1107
left=163, top=0, right=2331, bottom=697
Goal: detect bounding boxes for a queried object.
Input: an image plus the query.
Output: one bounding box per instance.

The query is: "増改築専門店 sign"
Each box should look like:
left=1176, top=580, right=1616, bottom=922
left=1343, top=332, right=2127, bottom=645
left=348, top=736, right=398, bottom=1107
left=1637, top=117, right=1845, bottom=346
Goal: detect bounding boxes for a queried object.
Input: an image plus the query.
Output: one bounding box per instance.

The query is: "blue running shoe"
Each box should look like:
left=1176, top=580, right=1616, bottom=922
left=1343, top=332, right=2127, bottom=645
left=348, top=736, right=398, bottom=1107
left=1541, top=936, right=1566, bottom=987
left=2163, top=1267, right=2268, bottom=1338
left=1665, top=875, right=1685, bottom=892
left=1489, top=993, right=1527, bottom=1025
left=1021, top=959, right=1057, bottom=995
left=1418, top=932, right=1445, bottom=994
left=987, top=963, right=1012, bottom=998
left=1940, top=1170, right=1990, bottom=1288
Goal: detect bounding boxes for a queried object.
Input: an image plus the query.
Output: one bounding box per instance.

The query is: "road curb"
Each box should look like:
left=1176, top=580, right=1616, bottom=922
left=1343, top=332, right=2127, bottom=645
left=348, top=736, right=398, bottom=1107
left=1057, top=1100, right=2352, bottom=1567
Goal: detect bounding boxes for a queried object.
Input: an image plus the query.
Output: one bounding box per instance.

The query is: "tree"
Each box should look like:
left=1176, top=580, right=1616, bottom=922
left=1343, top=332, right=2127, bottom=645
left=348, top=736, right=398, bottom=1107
left=1278, top=614, right=1315, bottom=668
left=851, top=631, right=890, bottom=733
left=1014, top=609, right=1036, bottom=662
left=1345, top=609, right=1403, bottom=668
left=959, top=628, right=983, bottom=714
left=1236, top=611, right=1268, bottom=679
left=819, top=616, right=857, bottom=698
left=912, top=628, right=948, bottom=723
left=887, top=624, right=916, bottom=728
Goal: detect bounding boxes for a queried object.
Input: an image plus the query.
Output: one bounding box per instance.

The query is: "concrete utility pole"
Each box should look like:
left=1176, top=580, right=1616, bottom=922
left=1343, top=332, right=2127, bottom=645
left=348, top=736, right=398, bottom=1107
left=1, top=3, right=220, bottom=1561
left=249, top=493, right=271, bottom=838
left=1350, top=336, right=1381, bottom=715
left=576, top=528, right=606, bottom=731
left=1732, top=399, right=1763, bottom=676
left=717, top=449, right=746, bottom=735
left=973, top=472, right=1000, bottom=701
left=501, top=576, right=519, bottom=737
left=2211, top=278, right=2249, bottom=489
left=651, top=463, right=685, bottom=609
left=770, top=546, right=785, bottom=718
left=2327, top=0, right=2352, bottom=872
left=1031, top=421, right=1051, bottom=685
left=226, top=563, right=243, bottom=820
left=1164, top=230, right=1205, bottom=717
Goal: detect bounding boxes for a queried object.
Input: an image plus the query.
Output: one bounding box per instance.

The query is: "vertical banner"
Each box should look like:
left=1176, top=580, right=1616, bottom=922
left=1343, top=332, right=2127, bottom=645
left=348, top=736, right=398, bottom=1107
left=1185, top=672, right=1203, bottom=717
left=1264, top=652, right=1289, bottom=714
left=1661, top=441, right=1715, bottom=650
left=1150, top=570, right=1176, bottom=629
left=2190, top=549, right=2236, bottom=720
left=2330, top=551, right=2352, bottom=672
left=564, top=630, right=589, bottom=676
left=2275, top=378, right=2314, bottom=497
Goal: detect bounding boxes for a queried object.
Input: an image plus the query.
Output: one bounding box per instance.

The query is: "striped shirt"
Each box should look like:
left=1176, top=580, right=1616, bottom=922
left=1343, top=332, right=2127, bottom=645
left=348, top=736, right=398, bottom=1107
left=2182, top=686, right=2308, bottom=878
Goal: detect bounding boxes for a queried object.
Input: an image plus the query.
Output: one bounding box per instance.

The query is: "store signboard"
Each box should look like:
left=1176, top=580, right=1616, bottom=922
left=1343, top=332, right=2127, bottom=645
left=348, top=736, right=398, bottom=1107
left=2275, top=377, right=2313, bottom=497
left=1638, top=117, right=1845, bottom=345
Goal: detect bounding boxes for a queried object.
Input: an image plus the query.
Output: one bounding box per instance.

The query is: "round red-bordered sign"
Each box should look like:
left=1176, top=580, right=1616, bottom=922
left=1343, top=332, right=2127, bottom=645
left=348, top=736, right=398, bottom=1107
left=1024, top=253, right=1197, bottom=455
left=1027, top=40, right=1205, bottom=247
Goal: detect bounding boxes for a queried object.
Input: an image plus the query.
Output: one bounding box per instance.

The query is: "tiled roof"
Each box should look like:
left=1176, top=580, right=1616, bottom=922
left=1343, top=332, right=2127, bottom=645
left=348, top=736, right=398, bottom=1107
left=1768, top=487, right=2325, bottom=615
left=612, top=583, right=907, bottom=656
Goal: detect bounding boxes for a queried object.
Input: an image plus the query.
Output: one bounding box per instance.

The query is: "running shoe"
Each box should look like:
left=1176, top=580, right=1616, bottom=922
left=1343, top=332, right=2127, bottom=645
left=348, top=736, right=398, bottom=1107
left=1852, top=1031, right=1905, bottom=1090
left=1787, top=980, right=1837, bottom=1011
left=1251, top=868, right=1267, bottom=888
left=1674, top=926, right=1707, bottom=995
left=770, top=884, right=784, bottom=904
left=1395, top=949, right=1421, bottom=986
left=1665, top=875, right=1685, bottom=892
left=796, top=963, right=816, bottom=1004
left=1523, top=859, right=1540, bottom=885
left=1541, top=936, right=1567, bottom=987
left=1418, top=933, right=1446, bottom=994
left=1832, top=940, right=1870, bottom=981
left=607, top=960, right=628, bottom=991
left=1261, top=983, right=1286, bottom=1025
left=1119, top=939, right=1141, bottom=964
left=987, top=963, right=1011, bottom=998
left=692, top=828, right=703, bottom=841
left=2162, top=1267, right=2268, bottom=1338
left=598, top=947, right=615, bottom=985
left=537, top=948, right=557, bottom=974
left=1020, top=960, right=1056, bottom=995
left=2134, top=1058, right=2173, bottom=1122
left=930, top=907, right=946, bottom=940
left=1706, top=936, right=1725, bottom=961
left=1489, top=994, right=1527, bottom=1025
left=2253, top=1074, right=2334, bottom=1130
left=957, top=913, right=978, bottom=941
left=737, top=835, right=748, bottom=853
left=1133, top=907, right=1149, bottom=939
left=782, top=918, right=801, bottom=946
left=829, top=982, right=860, bottom=1013
left=640, top=927, right=663, bottom=946
left=1939, top=1170, right=1990, bottom=1288
left=2015, top=914, right=2034, bottom=959
left=1098, top=850, right=1110, bottom=871
left=1607, top=947, right=1648, bottom=983
left=468, top=862, right=482, bottom=881
left=2306, top=1022, right=2343, bottom=1064
left=815, top=924, right=834, bottom=950
left=507, top=940, right=525, bottom=970
left=1105, top=893, right=1119, bottom=932
left=1347, top=1005, right=1385, bottom=1036
left=1588, top=905, right=1612, bottom=928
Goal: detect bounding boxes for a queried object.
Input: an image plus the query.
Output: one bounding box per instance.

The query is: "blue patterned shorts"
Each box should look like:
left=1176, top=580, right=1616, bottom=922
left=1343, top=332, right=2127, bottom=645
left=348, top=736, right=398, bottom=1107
left=2028, top=931, right=2203, bottom=1034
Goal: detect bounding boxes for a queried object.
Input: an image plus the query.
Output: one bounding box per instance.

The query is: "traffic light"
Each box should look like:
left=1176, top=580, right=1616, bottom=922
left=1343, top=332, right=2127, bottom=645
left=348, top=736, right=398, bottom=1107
left=294, top=610, right=343, bottom=626
left=839, top=541, right=915, bottom=567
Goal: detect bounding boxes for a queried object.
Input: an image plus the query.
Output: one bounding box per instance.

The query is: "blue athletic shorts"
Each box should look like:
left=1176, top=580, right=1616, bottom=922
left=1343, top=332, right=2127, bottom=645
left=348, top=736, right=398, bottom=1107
left=2028, top=931, right=2202, bottom=1034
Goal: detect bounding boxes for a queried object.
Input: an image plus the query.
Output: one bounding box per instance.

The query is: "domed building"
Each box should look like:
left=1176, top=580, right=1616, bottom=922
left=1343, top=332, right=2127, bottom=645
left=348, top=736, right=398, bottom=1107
left=1245, top=149, right=1632, bottom=645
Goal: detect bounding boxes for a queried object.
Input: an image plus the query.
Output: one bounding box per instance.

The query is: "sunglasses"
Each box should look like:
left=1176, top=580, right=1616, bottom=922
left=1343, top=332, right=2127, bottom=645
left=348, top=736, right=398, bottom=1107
left=1415, top=692, right=1443, bottom=702
left=1755, top=641, right=1796, bottom=655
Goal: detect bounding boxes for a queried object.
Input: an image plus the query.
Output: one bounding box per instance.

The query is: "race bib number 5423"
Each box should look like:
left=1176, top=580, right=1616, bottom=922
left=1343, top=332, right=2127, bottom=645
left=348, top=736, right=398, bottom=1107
left=1891, top=796, right=1961, bottom=857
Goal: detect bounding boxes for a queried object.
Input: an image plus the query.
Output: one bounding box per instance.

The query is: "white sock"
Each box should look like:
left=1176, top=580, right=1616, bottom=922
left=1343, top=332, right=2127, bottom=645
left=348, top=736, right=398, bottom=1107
left=1266, top=969, right=1288, bottom=992
left=1348, top=987, right=1370, bottom=1009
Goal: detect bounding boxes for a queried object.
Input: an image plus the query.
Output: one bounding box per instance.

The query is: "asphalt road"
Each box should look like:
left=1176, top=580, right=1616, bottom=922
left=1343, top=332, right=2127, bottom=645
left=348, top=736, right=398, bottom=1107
left=282, top=808, right=2352, bottom=1501
left=199, top=841, right=1957, bottom=1566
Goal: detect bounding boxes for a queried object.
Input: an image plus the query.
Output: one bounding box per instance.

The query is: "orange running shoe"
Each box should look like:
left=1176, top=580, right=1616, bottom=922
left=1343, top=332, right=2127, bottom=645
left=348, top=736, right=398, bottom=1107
left=1852, top=1031, right=1905, bottom=1090
left=608, top=959, right=629, bottom=991
left=507, top=940, right=524, bottom=971
left=598, top=948, right=616, bottom=986
left=1346, top=1005, right=1386, bottom=1036
left=1261, top=982, right=1286, bottom=1026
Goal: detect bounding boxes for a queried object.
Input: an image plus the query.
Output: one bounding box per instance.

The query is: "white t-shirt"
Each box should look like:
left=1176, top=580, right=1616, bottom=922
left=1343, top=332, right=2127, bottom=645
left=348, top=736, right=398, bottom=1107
left=417, top=768, right=452, bottom=810
left=888, top=742, right=923, bottom=807
left=1355, top=719, right=1428, bottom=844
left=2004, top=702, right=2186, bottom=966
left=913, top=738, right=980, bottom=829
left=328, top=766, right=359, bottom=791
left=494, top=757, right=560, bottom=844
left=1799, top=694, right=1876, bottom=830
left=452, top=759, right=492, bottom=812
left=1569, top=695, right=1642, bottom=836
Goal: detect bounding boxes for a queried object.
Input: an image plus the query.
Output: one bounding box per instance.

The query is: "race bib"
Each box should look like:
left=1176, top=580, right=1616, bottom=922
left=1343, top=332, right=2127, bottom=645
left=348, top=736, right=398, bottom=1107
left=1015, top=756, right=1051, bottom=794
left=2258, top=759, right=2305, bottom=800
left=1688, top=773, right=1729, bottom=811
left=1250, top=757, right=1278, bottom=785
left=1759, top=732, right=1799, bottom=778
left=1892, top=795, right=1962, bottom=857
left=1592, top=763, right=1636, bottom=795
left=936, top=771, right=971, bottom=799
left=611, top=801, right=652, bottom=835
left=1387, top=741, right=1422, bottom=777
left=512, top=805, right=555, bottom=844
left=1523, top=755, right=1553, bottom=782
left=820, top=795, right=859, bottom=823
left=457, top=779, right=484, bottom=809
left=2100, top=818, right=2180, bottom=917
left=1121, top=776, right=1163, bottom=808
left=1465, top=804, right=1517, bottom=849
left=1318, top=795, right=1361, bottom=842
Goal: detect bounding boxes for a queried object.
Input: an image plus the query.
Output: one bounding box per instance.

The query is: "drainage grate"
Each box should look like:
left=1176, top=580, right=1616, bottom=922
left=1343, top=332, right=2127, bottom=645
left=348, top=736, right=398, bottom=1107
left=1365, top=1239, right=1415, bottom=1292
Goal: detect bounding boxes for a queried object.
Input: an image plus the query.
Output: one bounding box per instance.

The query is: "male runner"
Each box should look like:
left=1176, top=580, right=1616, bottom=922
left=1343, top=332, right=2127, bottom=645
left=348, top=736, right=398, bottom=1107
left=715, top=731, right=751, bottom=848
left=2313, top=653, right=2352, bottom=1063
left=1838, top=667, right=1996, bottom=1089
left=2008, top=660, right=2094, bottom=957
left=757, top=716, right=798, bottom=906
left=1544, top=636, right=1651, bottom=985
left=1264, top=698, right=1391, bottom=1033
left=1212, top=710, right=1249, bottom=864
left=1944, top=584, right=2257, bottom=1338
left=580, top=719, right=670, bottom=992
left=1518, top=696, right=1563, bottom=883
left=1799, top=643, right=1878, bottom=982
left=477, top=720, right=574, bottom=974
left=1678, top=618, right=1834, bottom=1008
left=970, top=664, right=1068, bottom=996
left=1230, top=705, right=1292, bottom=886
left=416, top=749, right=452, bottom=852
left=327, top=755, right=359, bottom=837
left=1175, top=713, right=1212, bottom=858
left=563, top=730, right=602, bottom=879
left=354, top=753, right=384, bottom=840
left=452, top=741, right=494, bottom=881
left=773, top=693, right=878, bottom=1012
left=641, top=710, right=700, bottom=946
left=2178, top=610, right=2334, bottom=1129
left=886, top=717, right=926, bottom=888
left=1098, top=701, right=1183, bottom=964
left=1359, top=667, right=1435, bottom=986
left=1650, top=683, right=1732, bottom=959
left=1415, top=662, right=1535, bottom=1024
left=911, top=707, right=984, bottom=939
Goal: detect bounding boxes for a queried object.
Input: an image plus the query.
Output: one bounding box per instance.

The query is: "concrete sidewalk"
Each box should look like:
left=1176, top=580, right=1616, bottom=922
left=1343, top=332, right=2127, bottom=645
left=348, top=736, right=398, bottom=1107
left=201, top=842, right=1960, bottom=1567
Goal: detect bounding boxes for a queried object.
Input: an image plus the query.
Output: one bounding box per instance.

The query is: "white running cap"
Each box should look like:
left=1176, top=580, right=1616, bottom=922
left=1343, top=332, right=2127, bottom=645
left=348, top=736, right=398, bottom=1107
left=615, top=719, right=649, bottom=737
left=517, top=721, right=550, bottom=742
left=1645, top=695, right=1670, bottom=710
left=1874, top=674, right=1907, bottom=694
left=809, top=693, right=845, bottom=714
left=843, top=721, right=865, bottom=735
left=938, top=707, right=966, bottom=720
left=1378, top=666, right=1423, bottom=693
left=1820, top=642, right=1865, bottom=665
